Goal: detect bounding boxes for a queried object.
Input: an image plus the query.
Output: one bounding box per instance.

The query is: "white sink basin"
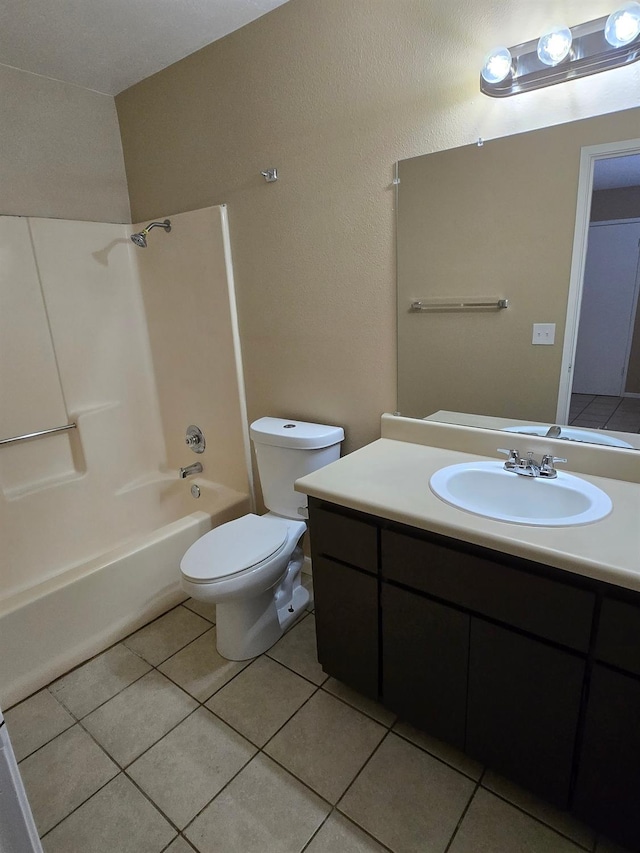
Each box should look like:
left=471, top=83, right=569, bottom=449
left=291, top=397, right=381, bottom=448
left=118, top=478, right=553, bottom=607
left=502, top=424, right=633, bottom=448
left=429, top=461, right=612, bottom=526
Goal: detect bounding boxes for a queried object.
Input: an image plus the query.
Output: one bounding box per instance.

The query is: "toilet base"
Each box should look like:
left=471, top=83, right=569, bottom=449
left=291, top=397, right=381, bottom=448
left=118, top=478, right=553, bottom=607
left=215, top=554, right=310, bottom=660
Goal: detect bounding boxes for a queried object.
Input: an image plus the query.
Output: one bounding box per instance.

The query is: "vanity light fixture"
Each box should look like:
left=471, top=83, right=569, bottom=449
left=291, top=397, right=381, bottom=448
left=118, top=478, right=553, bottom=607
left=480, top=3, right=640, bottom=97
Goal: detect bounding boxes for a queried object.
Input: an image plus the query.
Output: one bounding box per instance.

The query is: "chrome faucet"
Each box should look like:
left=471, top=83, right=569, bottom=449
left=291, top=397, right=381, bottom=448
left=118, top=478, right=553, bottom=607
left=497, top=449, right=566, bottom=479
left=179, top=462, right=203, bottom=479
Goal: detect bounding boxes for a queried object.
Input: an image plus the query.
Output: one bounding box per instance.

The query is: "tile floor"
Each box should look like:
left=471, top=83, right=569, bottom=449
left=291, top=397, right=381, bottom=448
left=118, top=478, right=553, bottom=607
left=569, top=394, right=640, bottom=433
left=5, top=584, right=632, bottom=853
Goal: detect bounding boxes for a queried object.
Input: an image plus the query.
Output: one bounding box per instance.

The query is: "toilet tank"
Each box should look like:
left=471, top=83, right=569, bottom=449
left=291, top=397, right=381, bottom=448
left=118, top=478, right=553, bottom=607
left=250, top=417, right=344, bottom=519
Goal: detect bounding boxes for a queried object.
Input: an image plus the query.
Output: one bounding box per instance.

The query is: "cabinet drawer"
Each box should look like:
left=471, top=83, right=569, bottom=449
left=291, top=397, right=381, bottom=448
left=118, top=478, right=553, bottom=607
left=595, top=598, right=640, bottom=676
left=309, top=505, right=378, bottom=574
left=381, top=529, right=594, bottom=652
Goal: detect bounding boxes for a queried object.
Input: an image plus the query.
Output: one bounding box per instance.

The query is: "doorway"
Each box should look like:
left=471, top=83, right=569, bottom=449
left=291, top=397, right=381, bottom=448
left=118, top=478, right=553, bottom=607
left=558, top=140, right=640, bottom=424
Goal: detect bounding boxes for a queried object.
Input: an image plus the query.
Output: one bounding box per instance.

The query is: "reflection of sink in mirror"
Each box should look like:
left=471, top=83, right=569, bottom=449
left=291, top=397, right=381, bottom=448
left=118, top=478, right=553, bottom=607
left=502, top=425, right=634, bottom=449
left=429, top=461, right=612, bottom=527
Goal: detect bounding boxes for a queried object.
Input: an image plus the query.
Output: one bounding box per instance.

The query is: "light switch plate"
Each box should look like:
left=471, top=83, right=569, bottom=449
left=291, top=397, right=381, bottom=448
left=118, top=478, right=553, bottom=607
left=532, top=323, right=556, bottom=345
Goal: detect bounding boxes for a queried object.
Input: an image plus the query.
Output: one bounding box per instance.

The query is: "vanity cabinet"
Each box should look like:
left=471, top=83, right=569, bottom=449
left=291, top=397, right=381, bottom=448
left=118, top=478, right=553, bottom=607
left=308, top=498, right=640, bottom=845
left=379, top=525, right=592, bottom=808
left=573, top=597, right=640, bottom=850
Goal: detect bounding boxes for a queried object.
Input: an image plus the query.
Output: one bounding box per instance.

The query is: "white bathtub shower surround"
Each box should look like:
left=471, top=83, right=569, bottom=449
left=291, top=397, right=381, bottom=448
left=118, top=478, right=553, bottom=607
left=0, top=206, right=251, bottom=706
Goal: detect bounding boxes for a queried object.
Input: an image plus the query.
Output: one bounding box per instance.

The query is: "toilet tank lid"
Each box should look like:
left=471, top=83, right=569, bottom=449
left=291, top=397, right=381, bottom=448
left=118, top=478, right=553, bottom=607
left=250, top=417, right=344, bottom=449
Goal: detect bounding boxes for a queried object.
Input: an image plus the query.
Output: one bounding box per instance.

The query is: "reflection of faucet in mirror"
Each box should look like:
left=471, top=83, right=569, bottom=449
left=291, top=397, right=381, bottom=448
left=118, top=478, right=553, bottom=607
left=396, top=105, right=640, bottom=450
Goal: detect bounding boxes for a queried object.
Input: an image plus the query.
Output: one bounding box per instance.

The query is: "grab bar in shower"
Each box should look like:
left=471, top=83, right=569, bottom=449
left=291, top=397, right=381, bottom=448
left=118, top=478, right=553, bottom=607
left=0, top=422, right=77, bottom=447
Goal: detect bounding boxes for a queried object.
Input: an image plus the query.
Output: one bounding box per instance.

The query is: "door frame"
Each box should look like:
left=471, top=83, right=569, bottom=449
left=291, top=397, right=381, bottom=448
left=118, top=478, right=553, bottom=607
left=556, top=137, right=640, bottom=423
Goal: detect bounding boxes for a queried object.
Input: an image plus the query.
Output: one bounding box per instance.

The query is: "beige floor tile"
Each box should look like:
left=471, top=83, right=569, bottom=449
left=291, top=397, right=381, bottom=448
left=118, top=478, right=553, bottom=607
left=206, top=656, right=316, bottom=746
left=82, top=671, right=197, bottom=766
left=4, top=689, right=74, bottom=761
left=185, top=753, right=329, bottom=853
left=182, top=598, right=216, bottom=623
left=392, top=720, right=483, bottom=780
left=264, top=690, right=385, bottom=804
left=339, top=732, right=475, bottom=853
left=267, top=613, right=327, bottom=685
left=41, top=774, right=176, bottom=853
left=127, top=707, right=256, bottom=829
left=324, top=678, right=396, bottom=727
left=163, top=839, right=196, bottom=853
left=50, top=644, right=151, bottom=718
left=158, top=628, right=251, bottom=702
left=483, top=769, right=595, bottom=849
left=163, top=839, right=195, bottom=853
left=305, top=812, right=388, bottom=852
left=448, top=788, right=583, bottom=853
left=123, top=605, right=211, bottom=665
left=19, top=725, right=118, bottom=836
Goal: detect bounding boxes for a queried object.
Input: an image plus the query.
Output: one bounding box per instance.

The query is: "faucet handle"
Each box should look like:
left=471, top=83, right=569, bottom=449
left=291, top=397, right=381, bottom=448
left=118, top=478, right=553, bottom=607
left=497, top=448, right=520, bottom=461
left=542, top=453, right=567, bottom=464
left=540, top=454, right=567, bottom=478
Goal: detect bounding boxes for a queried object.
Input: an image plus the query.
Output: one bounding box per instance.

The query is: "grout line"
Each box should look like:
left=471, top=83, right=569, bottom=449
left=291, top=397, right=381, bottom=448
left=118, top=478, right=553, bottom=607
left=389, top=727, right=483, bottom=783
left=319, top=683, right=397, bottom=729
left=49, top=666, right=152, bottom=725
left=300, top=806, right=395, bottom=853
left=442, top=768, right=485, bottom=853
left=38, top=766, right=121, bottom=840
left=478, top=782, right=595, bottom=851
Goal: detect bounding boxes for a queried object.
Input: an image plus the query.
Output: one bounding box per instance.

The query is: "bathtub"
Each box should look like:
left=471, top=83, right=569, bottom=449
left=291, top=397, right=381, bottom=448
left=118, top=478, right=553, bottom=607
left=0, top=478, right=250, bottom=707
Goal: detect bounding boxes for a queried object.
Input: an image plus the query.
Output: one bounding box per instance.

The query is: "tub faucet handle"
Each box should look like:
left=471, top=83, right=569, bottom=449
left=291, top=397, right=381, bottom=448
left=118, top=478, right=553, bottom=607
left=185, top=425, right=205, bottom=454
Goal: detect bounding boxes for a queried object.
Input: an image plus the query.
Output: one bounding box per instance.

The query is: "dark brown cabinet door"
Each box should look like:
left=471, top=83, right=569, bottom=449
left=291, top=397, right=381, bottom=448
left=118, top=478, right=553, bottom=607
left=573, top=664, right=640, bottom=850
left=381, top=583, right=469, bottom=748
left=312, top=555, right=379, bottom=698
left=467, top=619, right=585, bottom=808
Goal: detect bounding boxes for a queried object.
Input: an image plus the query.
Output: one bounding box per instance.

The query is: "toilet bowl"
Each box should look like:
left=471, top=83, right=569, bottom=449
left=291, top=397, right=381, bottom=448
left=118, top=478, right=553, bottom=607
left=180, top=417, right=344, bottom=660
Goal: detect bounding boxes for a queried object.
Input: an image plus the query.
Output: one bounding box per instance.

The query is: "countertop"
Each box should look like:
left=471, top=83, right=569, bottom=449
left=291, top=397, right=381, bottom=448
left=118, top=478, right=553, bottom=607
left=295, top=416, right=640, bottom=592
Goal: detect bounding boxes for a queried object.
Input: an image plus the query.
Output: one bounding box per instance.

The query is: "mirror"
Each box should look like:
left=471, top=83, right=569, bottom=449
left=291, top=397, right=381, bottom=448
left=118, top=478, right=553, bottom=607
left=397, top=106, right=640, bottom=450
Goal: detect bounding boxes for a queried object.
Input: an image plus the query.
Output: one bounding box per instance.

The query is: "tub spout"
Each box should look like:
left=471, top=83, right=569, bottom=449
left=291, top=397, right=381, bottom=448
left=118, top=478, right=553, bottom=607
left=179, top=462, right=203, bottom=479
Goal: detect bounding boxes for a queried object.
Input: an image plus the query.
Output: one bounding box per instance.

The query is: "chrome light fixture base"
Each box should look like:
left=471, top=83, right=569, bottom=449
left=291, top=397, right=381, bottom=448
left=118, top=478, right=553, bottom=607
left=481, top=11, right=640, bottom=97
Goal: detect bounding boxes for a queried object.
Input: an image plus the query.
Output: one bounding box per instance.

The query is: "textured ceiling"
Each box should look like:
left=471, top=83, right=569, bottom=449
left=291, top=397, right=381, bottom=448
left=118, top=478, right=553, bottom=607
left=0, top=0, right=290, bottom=95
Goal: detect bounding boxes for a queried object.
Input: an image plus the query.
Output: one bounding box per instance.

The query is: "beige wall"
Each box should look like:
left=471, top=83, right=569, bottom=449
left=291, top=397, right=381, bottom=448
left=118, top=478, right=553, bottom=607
left=116, top=0, right=640, bottom=452
left=0, top=64, right=130, bottom=222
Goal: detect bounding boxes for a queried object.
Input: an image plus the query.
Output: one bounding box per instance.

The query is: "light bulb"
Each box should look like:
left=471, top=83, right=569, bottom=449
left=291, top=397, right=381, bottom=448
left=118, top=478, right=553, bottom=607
left=605, top=2, right=640, bottom=47
left=537, top=26, right=573, bottom=66
left=481, top=47, right=513, bottom=84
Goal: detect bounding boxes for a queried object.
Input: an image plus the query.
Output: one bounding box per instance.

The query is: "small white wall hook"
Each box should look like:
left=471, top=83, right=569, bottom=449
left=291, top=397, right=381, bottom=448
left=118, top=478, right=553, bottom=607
left=477, top=137, right=484, bottom=147
left=261, top=168, right=278, bottom=182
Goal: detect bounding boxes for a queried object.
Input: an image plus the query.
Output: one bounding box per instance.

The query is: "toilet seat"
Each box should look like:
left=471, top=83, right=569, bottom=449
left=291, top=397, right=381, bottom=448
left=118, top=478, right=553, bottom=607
left=180, top=514, right=290, bottom=583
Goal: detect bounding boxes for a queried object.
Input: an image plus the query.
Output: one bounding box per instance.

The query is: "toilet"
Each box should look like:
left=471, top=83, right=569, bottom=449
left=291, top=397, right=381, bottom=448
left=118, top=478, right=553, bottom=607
left=180, top=417, right=344, bottom=660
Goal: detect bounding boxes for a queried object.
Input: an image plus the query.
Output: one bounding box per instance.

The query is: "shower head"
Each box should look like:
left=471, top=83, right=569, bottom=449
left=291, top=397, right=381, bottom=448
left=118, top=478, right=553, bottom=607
left=130, top=219, right=171, bottom=248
